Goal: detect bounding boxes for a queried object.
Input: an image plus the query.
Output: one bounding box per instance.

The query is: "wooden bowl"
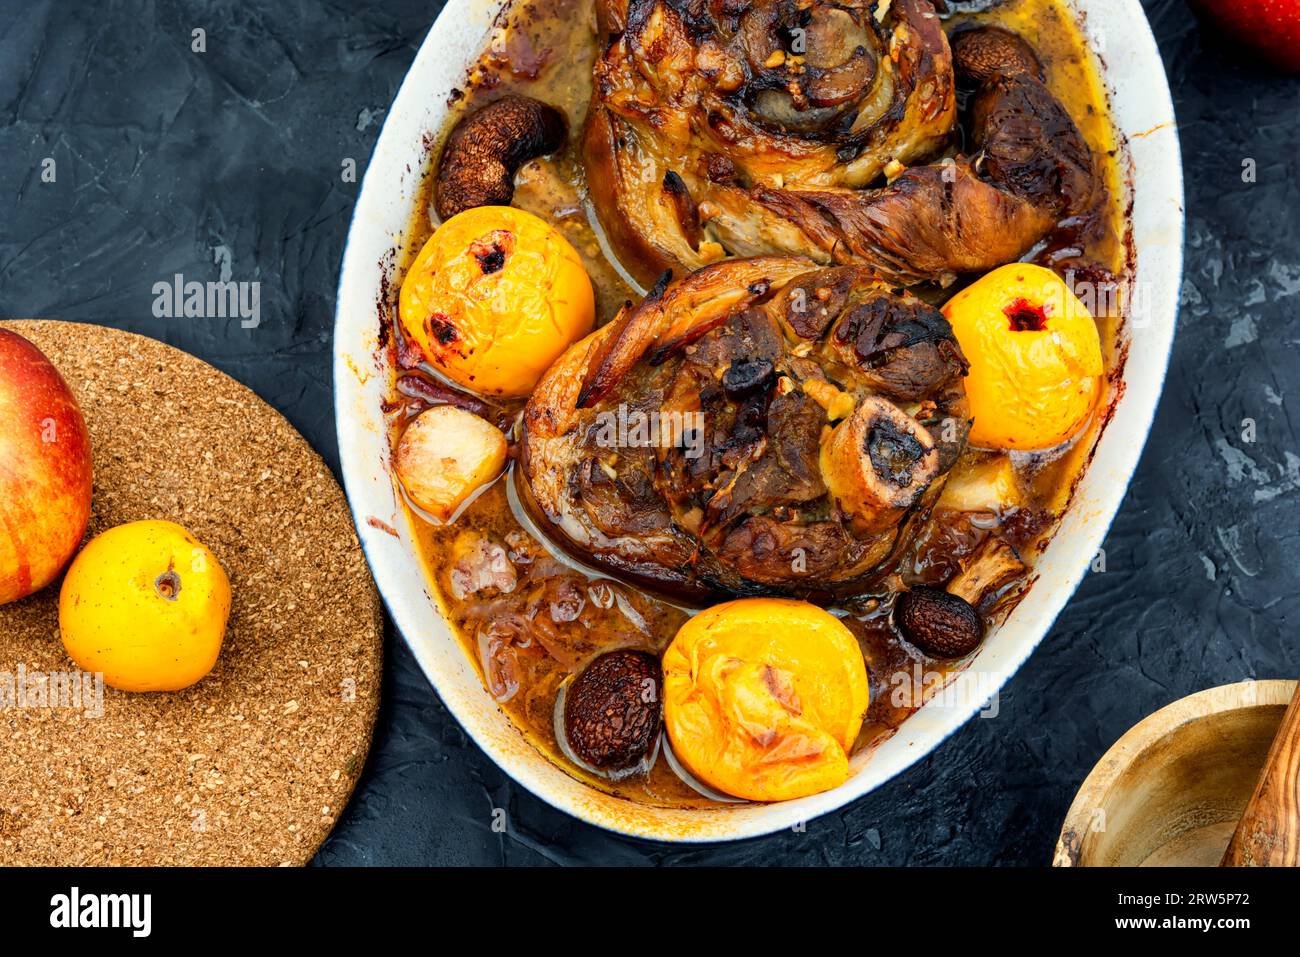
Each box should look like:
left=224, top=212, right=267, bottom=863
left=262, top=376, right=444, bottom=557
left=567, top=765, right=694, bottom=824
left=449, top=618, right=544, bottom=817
left=1055, top=680, right=1297, bottom=867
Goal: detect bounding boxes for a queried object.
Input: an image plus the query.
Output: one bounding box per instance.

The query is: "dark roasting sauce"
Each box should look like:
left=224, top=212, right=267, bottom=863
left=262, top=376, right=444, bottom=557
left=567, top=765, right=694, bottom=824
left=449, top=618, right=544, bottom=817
left=382, top=0, right=1130, bottom=808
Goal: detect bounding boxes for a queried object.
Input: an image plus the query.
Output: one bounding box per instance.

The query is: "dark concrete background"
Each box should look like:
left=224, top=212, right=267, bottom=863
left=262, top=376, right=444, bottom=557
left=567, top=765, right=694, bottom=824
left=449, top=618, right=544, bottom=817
left=1, top=0, right=1296, bottom=866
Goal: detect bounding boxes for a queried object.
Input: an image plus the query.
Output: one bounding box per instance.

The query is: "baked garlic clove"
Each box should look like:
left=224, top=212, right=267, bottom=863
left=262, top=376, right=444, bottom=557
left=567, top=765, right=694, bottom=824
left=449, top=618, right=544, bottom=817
left=820, top=396, right=940, bottom=535
left=394, top=404, right=507, bottom=522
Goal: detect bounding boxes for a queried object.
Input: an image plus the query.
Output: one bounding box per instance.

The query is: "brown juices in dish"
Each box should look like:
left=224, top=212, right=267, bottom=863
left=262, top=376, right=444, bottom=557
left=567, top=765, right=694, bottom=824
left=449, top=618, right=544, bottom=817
left=385, top=0, right=1129, bottom=808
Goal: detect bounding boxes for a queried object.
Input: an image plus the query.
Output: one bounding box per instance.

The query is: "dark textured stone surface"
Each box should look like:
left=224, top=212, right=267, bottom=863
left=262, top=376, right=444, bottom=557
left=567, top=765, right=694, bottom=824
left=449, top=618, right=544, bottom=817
left=1, top=0, right=1296, bottom=866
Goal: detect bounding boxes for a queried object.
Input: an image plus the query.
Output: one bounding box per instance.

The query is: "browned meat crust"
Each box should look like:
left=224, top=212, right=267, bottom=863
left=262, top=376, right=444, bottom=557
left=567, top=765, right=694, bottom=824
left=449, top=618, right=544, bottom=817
left=520, top=257, right=971, bottom=602
left=583, top=2, right=1095, bottom=287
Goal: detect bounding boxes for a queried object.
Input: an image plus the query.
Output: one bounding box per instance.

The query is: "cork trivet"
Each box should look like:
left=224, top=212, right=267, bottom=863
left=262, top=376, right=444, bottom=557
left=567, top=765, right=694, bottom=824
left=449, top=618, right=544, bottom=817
left=0, top=320, right=382, bottom=866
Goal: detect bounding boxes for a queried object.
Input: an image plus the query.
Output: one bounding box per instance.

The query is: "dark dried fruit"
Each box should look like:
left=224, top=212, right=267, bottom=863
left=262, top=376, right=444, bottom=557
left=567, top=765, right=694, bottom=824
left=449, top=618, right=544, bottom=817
left=435, top=95, right=567, bottom=220
left=895, top=586, right=984, bottom=659
left=563, top=650, right=662, bottom=771
left=951, top=26, right=1044, bottom=85
left=722, top=358, right=774, bottom=397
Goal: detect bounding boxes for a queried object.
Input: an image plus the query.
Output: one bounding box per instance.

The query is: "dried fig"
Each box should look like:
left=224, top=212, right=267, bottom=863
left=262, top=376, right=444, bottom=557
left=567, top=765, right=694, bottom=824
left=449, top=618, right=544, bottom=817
left=895, top=586, right=984, bottom=659
left=563, top=650, right=662, bottom=772
left=435, top=95, right=566, bottom=220
left=951, top=26, right=1044, bottom=85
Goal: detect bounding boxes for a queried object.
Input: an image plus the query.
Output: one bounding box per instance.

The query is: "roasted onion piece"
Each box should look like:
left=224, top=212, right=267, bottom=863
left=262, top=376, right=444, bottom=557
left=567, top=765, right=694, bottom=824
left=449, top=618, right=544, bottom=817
left=520, top=257, right=971, bottom=601
left=583, top=3, right=1094, bottom=287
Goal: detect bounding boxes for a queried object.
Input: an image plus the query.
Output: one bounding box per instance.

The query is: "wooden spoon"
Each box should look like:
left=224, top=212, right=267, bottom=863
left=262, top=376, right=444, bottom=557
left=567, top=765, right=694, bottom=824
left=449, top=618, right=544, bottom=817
left=1221, top=680, right=1300, bottom=866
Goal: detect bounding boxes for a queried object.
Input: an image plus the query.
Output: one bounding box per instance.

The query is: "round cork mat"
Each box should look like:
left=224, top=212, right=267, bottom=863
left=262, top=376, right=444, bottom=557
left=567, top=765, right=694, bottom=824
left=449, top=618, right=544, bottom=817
left=0, top=320, right=382, bottom=866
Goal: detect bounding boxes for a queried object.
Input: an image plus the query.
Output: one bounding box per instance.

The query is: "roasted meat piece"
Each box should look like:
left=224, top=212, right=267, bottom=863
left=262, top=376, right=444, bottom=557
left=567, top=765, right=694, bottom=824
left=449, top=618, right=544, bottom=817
left=583, top=2, right=1095, bottom=287
left=519, top=257, right=971, bottom=601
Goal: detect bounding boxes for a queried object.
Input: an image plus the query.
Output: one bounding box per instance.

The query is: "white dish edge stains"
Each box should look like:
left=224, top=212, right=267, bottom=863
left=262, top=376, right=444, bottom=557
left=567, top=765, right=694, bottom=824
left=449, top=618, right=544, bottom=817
left=333, top=0, right=1183, bottom=842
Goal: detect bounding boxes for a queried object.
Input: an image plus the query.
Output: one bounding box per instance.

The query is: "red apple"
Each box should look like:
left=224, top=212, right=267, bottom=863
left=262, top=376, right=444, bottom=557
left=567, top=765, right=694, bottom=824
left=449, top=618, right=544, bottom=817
left=1188, top=0, right=1300, bottom=72
left=0, top=330, right=93, bottom=604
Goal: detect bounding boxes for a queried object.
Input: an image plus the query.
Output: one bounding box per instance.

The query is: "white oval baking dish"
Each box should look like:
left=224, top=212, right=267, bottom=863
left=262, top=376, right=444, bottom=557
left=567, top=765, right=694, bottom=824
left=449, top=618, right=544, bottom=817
left=333, top=0, right=1183, bottom=841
